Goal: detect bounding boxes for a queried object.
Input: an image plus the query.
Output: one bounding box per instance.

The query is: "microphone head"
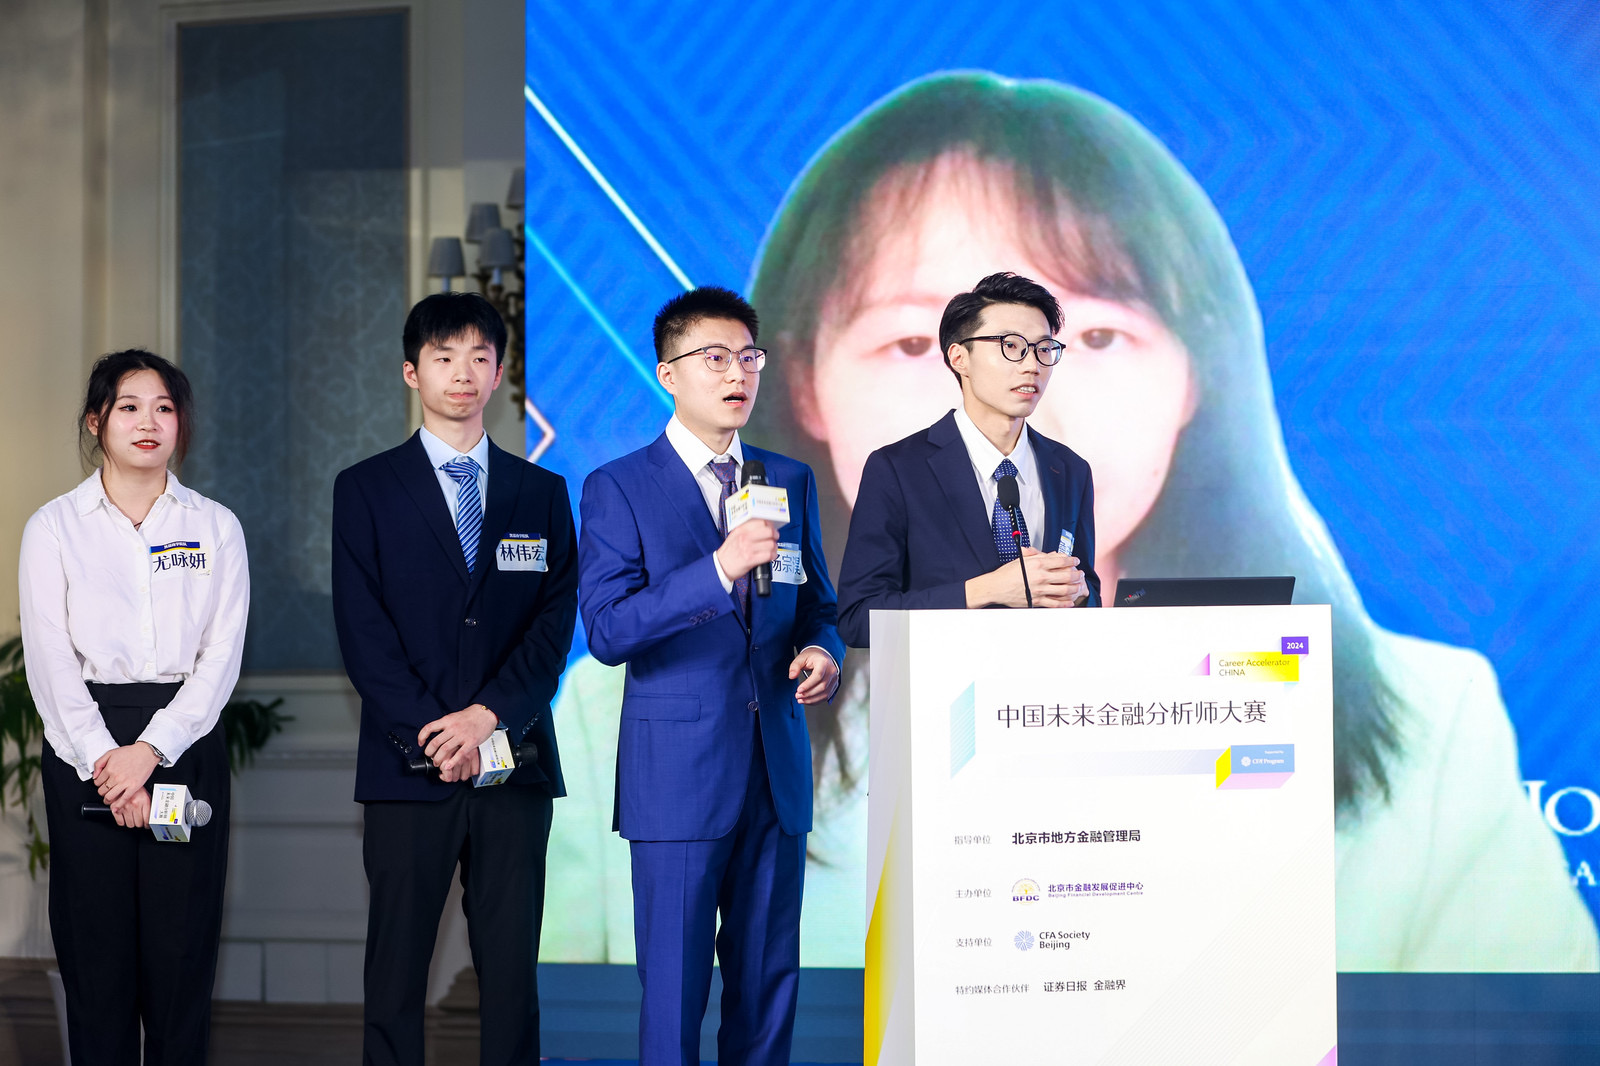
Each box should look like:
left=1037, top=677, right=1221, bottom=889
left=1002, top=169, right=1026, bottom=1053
left=741, top=459, right=767, bottom=486
left=996, top=473, right=1021, bottom=511
left=187, top=800, right=213, bottom=827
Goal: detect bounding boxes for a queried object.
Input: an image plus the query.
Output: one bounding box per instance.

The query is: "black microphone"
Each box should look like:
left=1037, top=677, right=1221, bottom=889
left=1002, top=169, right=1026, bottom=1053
left=742, top=460, right=773, bottom=598
left=388, top=730, right=539, bottom=776
left=82, top=798, right=213, bottom=826
left=996, top=474, right=1032, bottom=608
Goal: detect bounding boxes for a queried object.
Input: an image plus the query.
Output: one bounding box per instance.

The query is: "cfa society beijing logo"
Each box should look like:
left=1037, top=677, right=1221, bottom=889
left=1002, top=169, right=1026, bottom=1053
left=1012, top=878, right=1041, bottom=904
left=1014, top=930, right=1036, bottom=951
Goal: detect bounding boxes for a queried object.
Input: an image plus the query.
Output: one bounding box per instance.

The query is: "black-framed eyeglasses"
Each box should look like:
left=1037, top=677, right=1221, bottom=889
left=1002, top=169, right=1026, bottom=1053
left=957, top=334, right=1066, bottom=366
left=665, top=345, right=768, bottom=373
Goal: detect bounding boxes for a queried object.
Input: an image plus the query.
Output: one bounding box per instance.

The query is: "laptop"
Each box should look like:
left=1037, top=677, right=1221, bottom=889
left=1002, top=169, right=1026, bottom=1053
left=1112, top=576, right=1295, bottom=607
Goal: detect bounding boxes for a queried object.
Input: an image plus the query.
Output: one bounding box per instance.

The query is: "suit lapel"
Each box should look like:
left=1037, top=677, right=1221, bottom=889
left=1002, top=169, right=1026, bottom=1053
left=466, top=442, right=520, bottom=597
left=392, top=432, right=471, bottom=584
left=926, top=412, right=1000, bottom=569
left=646, top=434, right=724, bottom=561
left=1033, top=428, right=1066, bottom=555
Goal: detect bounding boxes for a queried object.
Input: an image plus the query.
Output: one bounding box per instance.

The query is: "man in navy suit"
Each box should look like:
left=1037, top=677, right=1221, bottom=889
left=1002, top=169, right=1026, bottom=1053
left=331, top=293, right=578, bottom=1066
left=838, top=272, right=1101, bottom=647
left=578, top=287, right=844, bottom=1066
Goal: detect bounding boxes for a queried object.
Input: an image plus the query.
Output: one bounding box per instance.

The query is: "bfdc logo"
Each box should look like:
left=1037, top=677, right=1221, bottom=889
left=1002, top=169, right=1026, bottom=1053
left=1014, top=930, right=1035, bottom=951
left=1012, top=878, right=1041, bottom=904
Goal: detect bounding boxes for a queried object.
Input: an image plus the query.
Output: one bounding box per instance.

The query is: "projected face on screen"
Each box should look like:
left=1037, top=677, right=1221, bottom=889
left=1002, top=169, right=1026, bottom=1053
left=797, top=150, right=1196, bottom=566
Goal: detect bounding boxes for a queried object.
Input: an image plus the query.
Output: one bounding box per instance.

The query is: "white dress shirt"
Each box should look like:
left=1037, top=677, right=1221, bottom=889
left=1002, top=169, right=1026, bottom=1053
left=953, top=406, right=1046, bottom=549
left=662, top=416, right=838, bottom=678
left=18, top=470, right=251, bottom=780
left=419, top=425, right=491, bottom=523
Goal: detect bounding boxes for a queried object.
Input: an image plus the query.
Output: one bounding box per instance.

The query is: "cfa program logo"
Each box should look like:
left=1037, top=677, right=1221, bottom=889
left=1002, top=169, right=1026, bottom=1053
left=1014, top=930, right=1036, bottom=951
left=1012, top=878, right=1041, bottom=903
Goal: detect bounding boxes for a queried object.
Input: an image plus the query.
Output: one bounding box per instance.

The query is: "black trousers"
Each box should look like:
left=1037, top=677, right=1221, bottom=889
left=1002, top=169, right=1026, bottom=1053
left=361, top=783, right=554, bottom=1066
left=42, top=681, right=231, bottom=1066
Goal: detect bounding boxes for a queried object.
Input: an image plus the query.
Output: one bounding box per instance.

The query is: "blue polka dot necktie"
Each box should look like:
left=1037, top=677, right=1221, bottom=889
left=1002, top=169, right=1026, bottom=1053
left=992, top=458, right=1030, bottom=561
left=710, top=458, right=751, bottom=617
left=443, top=456, right=483, bottom=572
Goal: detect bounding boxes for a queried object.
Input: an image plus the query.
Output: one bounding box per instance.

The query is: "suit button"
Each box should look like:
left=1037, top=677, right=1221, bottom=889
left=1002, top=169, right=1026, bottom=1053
left=464, top=618, right=478, bottom=627
left=748, top=700, right=759, bottom=713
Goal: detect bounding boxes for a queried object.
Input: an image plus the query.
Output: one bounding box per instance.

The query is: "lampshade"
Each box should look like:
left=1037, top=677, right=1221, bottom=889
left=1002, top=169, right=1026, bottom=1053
left=464, top=202, right=502, bottom=243
left=426, top=236, right=466, bottom=278
left=506, top=166, right=525, bottom=210
left=478, top=227, right=516, bottom=270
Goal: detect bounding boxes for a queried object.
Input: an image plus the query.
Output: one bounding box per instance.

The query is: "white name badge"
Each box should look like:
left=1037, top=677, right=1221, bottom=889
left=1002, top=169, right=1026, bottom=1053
left=496, top=534, right=547, bottom=571
left=772, top=541, right=807, bottom=586
left=150, top=540, right=211, bottom=576
left=1058, top=529, right=1075, bottom=557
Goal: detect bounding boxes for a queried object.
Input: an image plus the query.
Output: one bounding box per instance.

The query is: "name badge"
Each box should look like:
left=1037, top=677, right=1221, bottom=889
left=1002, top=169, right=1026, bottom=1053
left=150, top=540, right=210, bottom=575
left=772, top=542, right=807, bottom=586
left=496, top=534, right=547, bottom=572
left=1057, top=529, right=1075, bottom=558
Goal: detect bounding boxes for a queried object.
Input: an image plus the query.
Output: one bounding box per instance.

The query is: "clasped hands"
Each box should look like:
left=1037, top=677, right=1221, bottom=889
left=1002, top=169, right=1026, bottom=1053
left=93, top=742, right=160, bottom=828
left=418, top=703, right=498, bottom=783
left=967, top=547, right=1089, bottom=609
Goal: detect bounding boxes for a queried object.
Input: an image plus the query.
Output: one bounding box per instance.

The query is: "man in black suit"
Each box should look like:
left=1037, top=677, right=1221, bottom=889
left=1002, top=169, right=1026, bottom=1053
left=838, top=272, right=1101, bottom=647
left=332, top=292, right=578, bottom=1066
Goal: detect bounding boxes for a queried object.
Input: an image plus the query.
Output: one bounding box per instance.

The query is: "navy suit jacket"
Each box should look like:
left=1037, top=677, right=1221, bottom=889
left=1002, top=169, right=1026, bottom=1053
left=837, top=410, right=1101, bottom=647
left=332, top=432, right=578, bottom=802
left=577, top=433, right=845, bottom=842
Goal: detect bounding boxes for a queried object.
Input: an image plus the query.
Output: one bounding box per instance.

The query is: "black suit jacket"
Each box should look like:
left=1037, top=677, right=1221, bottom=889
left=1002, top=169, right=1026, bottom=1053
left=836, top=410, right=1101, bottom=647
left=331, top=432, right=578, bottom=802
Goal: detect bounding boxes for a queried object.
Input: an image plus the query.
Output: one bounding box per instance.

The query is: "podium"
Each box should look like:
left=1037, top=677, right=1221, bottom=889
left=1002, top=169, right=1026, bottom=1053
left=865, top=606, right=1336, bottom=1066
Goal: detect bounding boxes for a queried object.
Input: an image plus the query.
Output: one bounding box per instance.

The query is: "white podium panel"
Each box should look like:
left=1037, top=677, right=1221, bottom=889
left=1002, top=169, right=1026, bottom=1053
left=865, top=606, right=1335, bottom=1066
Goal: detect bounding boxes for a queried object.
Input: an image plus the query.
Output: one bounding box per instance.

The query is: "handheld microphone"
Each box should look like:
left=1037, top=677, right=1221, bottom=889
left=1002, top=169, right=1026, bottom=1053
left=82, top=798, right=213, bottom=826
left=996, top=474, right=1032, bottom=608
left=742, top=460, right=773, bottom=598
left=388, top=730, right=539, bottom=778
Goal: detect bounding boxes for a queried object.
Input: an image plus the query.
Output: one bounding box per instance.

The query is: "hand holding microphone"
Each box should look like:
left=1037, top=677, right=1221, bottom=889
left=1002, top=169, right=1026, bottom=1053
left=715, top=460, right=789, bottom=596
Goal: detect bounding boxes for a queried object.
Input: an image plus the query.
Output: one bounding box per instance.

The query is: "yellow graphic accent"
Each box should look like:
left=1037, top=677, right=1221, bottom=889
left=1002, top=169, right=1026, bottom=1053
left=1216, top=748, right=1233, bottom=788
left=1212, top=652, right=1299, bottom=682
left=864, top=813, right=899, bottom=1066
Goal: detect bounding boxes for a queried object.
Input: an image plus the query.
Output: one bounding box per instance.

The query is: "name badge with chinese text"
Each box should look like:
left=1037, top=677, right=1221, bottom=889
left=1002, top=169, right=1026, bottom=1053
left=150, top=540, right=210, bottom=575
left=1058, top=529, right=1075, bottom=558
left=772, top=541, right=807, bottom=586
left=496, top=534, right=547, bottom=572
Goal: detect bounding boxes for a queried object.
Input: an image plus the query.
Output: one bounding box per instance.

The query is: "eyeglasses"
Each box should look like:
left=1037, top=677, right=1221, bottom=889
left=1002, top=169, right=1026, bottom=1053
left=665, top=345, right=768, bottom=373
left=957, top=334, right=1067, bottom=367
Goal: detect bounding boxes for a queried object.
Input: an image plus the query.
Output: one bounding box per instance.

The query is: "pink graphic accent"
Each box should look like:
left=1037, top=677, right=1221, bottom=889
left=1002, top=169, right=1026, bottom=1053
left=1217, top=772, right=1293, bottom=790
left=1193, top=654, right=1211, bottom=676
left=1316, top=1047, right=1337, bottom=1066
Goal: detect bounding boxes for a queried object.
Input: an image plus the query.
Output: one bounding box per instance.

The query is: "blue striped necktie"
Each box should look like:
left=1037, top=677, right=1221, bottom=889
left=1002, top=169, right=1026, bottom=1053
left=442, top=456, right=483, bottom=572
left=992, top=458, right=1030, bottom=561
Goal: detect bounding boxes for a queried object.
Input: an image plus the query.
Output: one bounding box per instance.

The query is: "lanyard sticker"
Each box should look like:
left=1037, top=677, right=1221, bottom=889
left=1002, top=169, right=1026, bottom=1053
left=772, top=542, right=807, bottom=586
left=149, top=540, right=210, bottom=575
left=497, top=534, right=547, bottom=572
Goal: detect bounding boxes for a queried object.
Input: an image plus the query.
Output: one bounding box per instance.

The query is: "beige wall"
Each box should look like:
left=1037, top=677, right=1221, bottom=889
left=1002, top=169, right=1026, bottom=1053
left=0, top=0, right=108, bottom=641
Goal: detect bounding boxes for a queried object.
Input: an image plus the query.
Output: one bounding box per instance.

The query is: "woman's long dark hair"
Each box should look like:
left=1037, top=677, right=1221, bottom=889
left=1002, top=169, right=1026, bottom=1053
left=749, top=72, right=1400, bottom=816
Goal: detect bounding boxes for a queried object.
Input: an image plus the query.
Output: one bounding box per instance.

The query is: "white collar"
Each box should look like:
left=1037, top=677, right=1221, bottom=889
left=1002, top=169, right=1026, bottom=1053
left=953, top=406, right=1036, bottom=483
left=73, top=467, right=191, bottom=516
left=419, top=425, right=491, bottom=472
left=665, top=414, right=744, bottom=475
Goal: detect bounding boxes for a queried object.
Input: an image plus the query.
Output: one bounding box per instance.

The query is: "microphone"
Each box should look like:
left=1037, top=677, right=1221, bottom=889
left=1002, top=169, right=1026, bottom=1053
left=742, top=460, right=773, bottom=598
left=82, top=798, right=213, bottom=827
left=388, top=730, right=539, bottom=781
left=996, top=474, right=1032, bottom=608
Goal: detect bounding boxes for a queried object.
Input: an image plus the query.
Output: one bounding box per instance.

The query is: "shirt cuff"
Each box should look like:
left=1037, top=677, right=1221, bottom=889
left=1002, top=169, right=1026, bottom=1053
left=77, top=730, right=121, bottom=781
left=710, top=551, right=734, bottom=594
left=137, top=720, right=191, bottom=769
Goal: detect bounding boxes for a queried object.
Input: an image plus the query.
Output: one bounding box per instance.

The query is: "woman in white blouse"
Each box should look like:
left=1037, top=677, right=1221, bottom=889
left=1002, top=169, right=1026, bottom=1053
left=19, top=349, right=249, bottom=1066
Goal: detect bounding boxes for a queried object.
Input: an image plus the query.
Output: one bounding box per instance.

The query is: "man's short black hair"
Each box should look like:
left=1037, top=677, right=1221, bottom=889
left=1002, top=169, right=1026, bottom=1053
left=403, top=291, right=508, bottom=366
left=937, top=272, right=1064, bottom=384
left=652, top=286, right=760, bottom=362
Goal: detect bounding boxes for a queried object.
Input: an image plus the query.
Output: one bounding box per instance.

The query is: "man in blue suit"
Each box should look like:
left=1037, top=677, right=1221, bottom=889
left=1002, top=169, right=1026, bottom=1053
left=332, top=293, right=578, bottom=1066
left=838, top=272, right=1101, bottom=647
left=578, top=287, right=844, bottom=1066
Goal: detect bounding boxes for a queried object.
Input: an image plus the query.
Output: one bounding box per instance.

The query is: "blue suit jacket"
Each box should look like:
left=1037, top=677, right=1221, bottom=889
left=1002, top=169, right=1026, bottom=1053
left=332, top=432, right=578, bottom=802
left=837, top=410, right=1101, bottom=647
left=577, top=434, right=844, bottom=841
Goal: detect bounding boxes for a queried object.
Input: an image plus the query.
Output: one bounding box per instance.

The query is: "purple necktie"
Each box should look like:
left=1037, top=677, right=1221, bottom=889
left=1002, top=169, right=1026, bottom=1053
left=710, top=458, right=751, bottom=617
